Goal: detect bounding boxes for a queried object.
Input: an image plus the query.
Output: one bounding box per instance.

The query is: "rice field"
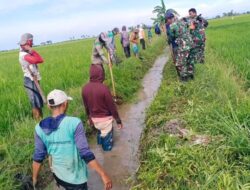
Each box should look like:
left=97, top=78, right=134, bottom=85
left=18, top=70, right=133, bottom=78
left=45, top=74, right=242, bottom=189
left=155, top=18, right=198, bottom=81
left=1, top=13, right=249, bottom=190
left=0, top=36, right=165, bottom=189
left=133, top=14, right=250, bottom=190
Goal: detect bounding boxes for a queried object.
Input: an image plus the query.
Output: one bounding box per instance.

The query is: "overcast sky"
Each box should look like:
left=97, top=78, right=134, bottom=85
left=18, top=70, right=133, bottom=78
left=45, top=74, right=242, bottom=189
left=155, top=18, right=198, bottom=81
left=0, top=0, right=249, bottom=50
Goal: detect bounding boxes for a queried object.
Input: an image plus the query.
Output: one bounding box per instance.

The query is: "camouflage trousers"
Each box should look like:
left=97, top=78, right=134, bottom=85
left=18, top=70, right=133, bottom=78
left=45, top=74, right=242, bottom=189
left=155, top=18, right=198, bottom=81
left=175, top=50, right=189, bottom=78
left=187, top=48, right=196, bottom=75
left=194, top=43, right=205, bottom=63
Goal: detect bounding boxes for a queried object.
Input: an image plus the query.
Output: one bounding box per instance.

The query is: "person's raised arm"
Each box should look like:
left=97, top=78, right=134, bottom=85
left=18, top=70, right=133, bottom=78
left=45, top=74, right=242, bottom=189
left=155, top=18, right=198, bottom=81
left=24, top=50, right=44, bottom=64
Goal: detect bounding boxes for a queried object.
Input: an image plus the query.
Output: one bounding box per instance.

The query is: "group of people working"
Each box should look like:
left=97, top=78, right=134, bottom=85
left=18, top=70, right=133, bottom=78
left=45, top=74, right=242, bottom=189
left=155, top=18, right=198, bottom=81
left=120, top=24, right=152, bottom=58
left=18, top=29, right=122, bottom=189
left=17, top=7, right=208, bottom=189
left=18, top=23, right=153, bottom=189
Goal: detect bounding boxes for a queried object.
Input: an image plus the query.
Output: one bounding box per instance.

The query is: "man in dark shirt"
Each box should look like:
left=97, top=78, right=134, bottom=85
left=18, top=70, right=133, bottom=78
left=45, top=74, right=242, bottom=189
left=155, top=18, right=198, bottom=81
left=82, top=64, right=123, bottom=151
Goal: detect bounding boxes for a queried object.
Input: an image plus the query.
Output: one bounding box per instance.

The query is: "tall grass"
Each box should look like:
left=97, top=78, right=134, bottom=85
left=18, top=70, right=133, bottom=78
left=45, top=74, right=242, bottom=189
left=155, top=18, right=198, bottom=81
left=206, top=14, right=250, bottom=88
left=133, top=14, right=250, bottom=189
left=0, top=36, right=166, bottom=189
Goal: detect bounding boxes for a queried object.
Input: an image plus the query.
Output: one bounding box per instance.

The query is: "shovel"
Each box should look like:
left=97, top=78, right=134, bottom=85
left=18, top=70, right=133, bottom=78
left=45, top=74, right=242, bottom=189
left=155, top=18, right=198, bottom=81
left=27, top=66, right=47, bottom=104
left=107, top=53, right=116, bottom=99
left=107, top=53, right=123, bottom=105
left=33, top=78, right=47, bottom=104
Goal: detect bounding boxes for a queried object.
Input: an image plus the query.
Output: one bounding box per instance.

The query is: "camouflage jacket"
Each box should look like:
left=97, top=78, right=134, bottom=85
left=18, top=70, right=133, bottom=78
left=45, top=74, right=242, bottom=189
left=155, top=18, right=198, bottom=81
left=169, top=19, right=193, bottom=52
left=188, top=16, right=208, bottom=45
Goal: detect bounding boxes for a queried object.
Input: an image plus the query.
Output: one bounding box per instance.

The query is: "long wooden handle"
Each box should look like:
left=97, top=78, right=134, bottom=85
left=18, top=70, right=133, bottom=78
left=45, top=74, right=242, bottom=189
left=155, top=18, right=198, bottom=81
left=107, top=53, right=116, bottom=97
left=27, top=65, right=47, bottom=104
left=33, top=78, right=47, bottom=104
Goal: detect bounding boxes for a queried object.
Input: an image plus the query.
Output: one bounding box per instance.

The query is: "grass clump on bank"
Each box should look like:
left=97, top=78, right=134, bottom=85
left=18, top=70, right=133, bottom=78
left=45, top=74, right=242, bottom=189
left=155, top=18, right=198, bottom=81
left=0, top=36, right=165, bottom=189
left=133, top=15, right=250, bottom=190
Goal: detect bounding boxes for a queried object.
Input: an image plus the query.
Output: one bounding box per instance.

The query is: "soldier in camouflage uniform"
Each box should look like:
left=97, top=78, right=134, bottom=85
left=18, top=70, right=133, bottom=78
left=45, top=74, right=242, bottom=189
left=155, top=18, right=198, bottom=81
left=166, top=12, right=194, bottom=82
left=188, top=8, right=209, bottom=63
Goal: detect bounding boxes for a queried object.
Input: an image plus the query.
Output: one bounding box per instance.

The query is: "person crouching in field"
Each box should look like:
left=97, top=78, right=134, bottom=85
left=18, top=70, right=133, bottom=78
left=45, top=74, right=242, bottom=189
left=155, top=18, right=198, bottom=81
left=120, top=26, right=131, bottom=58
left=32, top=89, right=112, bottom=190
left=82, top=65, right=123, bottom=151
left=130, top=29, right=139, bottom=58
left=19, top=33, right=44, bottom=120
left=91, top=28, right=119, bottom=77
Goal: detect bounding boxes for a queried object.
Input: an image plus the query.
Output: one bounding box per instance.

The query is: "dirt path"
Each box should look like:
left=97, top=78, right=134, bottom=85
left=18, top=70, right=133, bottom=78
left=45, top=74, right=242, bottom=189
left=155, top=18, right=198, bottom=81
left=87, top=50, right=168, bottom=190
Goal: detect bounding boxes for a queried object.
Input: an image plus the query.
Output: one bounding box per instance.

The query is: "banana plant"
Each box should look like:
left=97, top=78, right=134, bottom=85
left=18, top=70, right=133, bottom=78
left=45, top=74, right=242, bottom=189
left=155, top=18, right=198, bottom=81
left=151, top=0, right=179, bottom=26
left=151, top=0, right=166, bottom=26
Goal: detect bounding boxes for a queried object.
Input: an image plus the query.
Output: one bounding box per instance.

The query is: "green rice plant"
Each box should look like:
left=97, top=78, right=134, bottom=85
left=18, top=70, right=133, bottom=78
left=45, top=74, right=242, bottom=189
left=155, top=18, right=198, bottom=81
left=133, top=14, right=250, bottom=190
left=0, top=36, right=166, bottom=189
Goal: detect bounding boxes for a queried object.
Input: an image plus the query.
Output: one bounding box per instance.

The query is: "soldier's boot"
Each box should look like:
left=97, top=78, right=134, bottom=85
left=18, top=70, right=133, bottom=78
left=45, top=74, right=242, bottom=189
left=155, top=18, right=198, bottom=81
left=189, top=74, right=194, bottom=80
left=180, top=76, right=188, bottom=82
left=176, top=66, right=181, bottom=77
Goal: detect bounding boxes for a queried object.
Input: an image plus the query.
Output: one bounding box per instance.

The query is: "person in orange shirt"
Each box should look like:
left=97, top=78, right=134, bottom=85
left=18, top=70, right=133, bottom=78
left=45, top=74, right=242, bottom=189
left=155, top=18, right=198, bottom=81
left=130, top=29, right=139, bottom=58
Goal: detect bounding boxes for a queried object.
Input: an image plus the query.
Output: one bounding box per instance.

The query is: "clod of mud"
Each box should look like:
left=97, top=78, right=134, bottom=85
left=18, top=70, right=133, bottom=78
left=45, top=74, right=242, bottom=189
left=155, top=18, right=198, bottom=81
left=190, top=135, right=211, bottom=146
left=163, top=119, right=188, bottom=138
left=113, top=95, right=124, bottom=105
left=15, top=173, right=34, bottom=190
left=163, top=119, right=211, bottom=146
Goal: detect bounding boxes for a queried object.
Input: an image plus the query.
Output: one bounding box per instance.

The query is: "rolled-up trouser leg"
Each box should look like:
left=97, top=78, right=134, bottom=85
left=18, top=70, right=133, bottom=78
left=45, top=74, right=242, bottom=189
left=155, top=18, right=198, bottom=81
left=24, top=77, right=43, bottom=109
left=101, top=129, right=113, bottom=151
left=93, top=119, right=114, bottom=151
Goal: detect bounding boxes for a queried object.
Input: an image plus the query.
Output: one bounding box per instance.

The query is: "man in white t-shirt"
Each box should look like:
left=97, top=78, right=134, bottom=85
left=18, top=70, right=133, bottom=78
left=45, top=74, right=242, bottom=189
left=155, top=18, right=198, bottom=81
left=139, top=25, right=146, bottom=50
left=19, top=33, right=44, bottom=120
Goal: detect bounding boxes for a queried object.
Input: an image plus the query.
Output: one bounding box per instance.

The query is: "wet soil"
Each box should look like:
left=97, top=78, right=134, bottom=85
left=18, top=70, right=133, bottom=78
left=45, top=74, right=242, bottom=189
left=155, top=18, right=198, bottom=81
left=87, top=51, right=168, bottom=190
